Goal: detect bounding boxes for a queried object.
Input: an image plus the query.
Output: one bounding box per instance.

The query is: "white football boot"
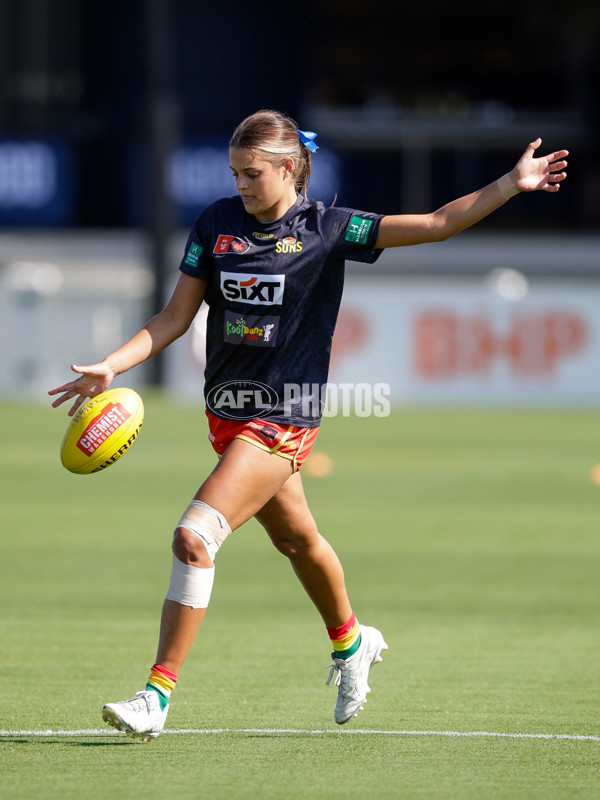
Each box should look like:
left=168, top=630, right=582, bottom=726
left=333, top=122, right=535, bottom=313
left=102, top=690, right=168, bottom=742
left=326, top=624, right=388, bottom=724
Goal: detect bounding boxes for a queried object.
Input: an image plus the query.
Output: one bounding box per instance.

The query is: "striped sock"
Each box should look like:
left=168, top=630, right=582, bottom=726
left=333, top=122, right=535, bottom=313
left=145, top=663, right=178, bottom=711
left=327, top=613, right=361, bottom=659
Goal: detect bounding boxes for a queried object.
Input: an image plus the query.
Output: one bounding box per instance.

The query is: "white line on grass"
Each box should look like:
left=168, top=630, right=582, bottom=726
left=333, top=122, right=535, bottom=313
left=1, top=728, right=599, bottom=742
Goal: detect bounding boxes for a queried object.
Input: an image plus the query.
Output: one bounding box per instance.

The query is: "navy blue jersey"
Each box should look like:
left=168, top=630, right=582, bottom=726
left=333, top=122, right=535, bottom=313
left=179, top=194, right=383, bottom=425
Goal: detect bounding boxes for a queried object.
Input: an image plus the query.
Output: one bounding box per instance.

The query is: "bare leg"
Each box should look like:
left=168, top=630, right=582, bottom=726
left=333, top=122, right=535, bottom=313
left=255, top=471, right=352, bottom=628
left=156, top=601, right=206, bottom=673
left=155, top=438, right=295, bottom=671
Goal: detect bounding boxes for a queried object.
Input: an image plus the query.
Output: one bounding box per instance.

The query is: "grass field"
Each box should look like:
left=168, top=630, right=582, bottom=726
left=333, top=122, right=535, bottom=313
left=1, top=395, right=599, bottom=799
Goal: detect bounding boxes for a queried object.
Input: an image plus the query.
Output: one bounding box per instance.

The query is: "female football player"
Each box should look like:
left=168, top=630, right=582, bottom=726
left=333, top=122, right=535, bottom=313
left=49, top=109, right=568, bottom=740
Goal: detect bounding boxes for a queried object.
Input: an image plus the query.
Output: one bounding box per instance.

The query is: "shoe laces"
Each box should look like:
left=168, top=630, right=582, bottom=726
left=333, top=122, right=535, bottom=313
left=128, top=691, right=155, bottom=712
left=325, top=658, right=351, bottom=689
left=325, top=663, right=341, bottom=687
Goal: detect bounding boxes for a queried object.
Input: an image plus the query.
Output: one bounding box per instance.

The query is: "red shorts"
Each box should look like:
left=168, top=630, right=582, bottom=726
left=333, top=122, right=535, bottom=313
left=206, top=410, right=319, bottom=472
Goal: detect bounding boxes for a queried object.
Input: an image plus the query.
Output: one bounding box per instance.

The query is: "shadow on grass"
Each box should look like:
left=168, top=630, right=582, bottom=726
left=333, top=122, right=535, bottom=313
left=0, top=737, right=134, bottom=747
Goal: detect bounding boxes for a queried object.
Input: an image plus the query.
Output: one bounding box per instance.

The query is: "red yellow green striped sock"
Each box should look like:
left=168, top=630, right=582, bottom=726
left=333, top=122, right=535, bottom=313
left=327, top=613, right=361, bottom=659
left=145, top=663, right=178, bottom=711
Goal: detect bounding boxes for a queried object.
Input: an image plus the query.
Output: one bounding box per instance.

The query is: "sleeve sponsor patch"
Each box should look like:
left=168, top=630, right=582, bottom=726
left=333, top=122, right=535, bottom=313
left=184, top=241, right=203, bottom=267
left=345, top=215, right=373, bottom=245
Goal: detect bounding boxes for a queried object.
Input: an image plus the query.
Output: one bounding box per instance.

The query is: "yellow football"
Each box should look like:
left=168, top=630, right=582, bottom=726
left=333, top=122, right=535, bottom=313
left=60, top=387, right=144, bottom=474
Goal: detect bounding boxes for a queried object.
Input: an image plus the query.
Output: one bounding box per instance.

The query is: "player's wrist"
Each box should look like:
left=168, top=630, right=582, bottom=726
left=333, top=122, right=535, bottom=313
left=98, top=357, right=119, bottom=380
left=496, top=172, right=519, bottom=200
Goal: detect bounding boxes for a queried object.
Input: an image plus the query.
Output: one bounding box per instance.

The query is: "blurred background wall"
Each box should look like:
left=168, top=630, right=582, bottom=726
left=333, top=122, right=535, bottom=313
left=1, top=0, right=598, bottom=403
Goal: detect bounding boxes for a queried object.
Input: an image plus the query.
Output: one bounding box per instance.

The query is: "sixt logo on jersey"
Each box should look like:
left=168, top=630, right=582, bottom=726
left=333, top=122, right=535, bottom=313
left=213, top=234, right=251, bottom=255
left=220, top=271, right=285, bottom=306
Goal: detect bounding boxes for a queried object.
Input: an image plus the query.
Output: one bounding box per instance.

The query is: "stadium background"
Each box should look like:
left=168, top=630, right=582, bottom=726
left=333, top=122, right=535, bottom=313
left=0, top=0, right=599, bottom=402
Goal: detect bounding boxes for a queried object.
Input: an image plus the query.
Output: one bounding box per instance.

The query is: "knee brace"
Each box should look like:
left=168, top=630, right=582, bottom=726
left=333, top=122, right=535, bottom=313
left=175, top=500, right=231, bottom=562
left=164, top=501, right=231, bottom=609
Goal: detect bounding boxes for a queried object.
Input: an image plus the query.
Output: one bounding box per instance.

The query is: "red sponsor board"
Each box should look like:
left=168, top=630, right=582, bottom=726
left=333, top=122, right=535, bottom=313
left=413, top=310, right=587, bottom=379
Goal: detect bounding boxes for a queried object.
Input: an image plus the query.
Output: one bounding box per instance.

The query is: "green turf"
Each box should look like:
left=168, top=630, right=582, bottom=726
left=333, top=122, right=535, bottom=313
left=1, top=396, right=599, bottom=799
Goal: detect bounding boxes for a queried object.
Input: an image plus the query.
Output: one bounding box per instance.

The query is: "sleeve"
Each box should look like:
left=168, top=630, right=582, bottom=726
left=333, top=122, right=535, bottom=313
left=319, top=205, right=384, bottom=264
left=178, top=211, right=214, bottom=280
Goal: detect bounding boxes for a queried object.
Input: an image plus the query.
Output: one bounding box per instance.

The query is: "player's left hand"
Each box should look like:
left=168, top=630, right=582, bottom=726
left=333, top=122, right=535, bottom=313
left=511, top=138, right=568, bottom=193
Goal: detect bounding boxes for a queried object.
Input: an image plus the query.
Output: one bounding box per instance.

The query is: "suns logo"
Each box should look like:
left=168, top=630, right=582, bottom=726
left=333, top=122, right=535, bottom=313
left=275, top=236, right=303, bottom=254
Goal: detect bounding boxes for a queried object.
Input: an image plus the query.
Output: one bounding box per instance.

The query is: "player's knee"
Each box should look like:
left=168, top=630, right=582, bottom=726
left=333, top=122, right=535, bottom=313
left=173, top=526, right=213, bottom=567
left=172, top=499, right=232, bottom=567
left=269, top=527, right=316, bottom=559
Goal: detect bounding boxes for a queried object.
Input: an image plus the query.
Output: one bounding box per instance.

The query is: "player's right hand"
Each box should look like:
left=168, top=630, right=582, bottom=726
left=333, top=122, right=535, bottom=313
left=48, top=363, right=115, bottom=416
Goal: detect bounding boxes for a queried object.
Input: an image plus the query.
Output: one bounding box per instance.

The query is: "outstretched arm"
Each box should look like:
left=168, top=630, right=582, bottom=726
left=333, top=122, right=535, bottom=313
left=375, top=138, right=568, bottom=249
left=49, top=273, right=207, bottom=415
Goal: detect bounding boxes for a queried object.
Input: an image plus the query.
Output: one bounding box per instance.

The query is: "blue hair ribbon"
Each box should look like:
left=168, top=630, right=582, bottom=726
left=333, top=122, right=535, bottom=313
left=297, top=129, right=319, bottom=153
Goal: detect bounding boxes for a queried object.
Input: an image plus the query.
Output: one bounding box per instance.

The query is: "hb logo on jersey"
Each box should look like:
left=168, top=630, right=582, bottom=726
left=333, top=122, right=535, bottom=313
left=220, top=271, right=285, bottom=306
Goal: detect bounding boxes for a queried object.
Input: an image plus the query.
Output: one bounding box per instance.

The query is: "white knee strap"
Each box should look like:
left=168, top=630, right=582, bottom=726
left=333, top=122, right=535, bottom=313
left=164, top=501, right=231, bottom=609
left=176, top=500, right=231, bottom=562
